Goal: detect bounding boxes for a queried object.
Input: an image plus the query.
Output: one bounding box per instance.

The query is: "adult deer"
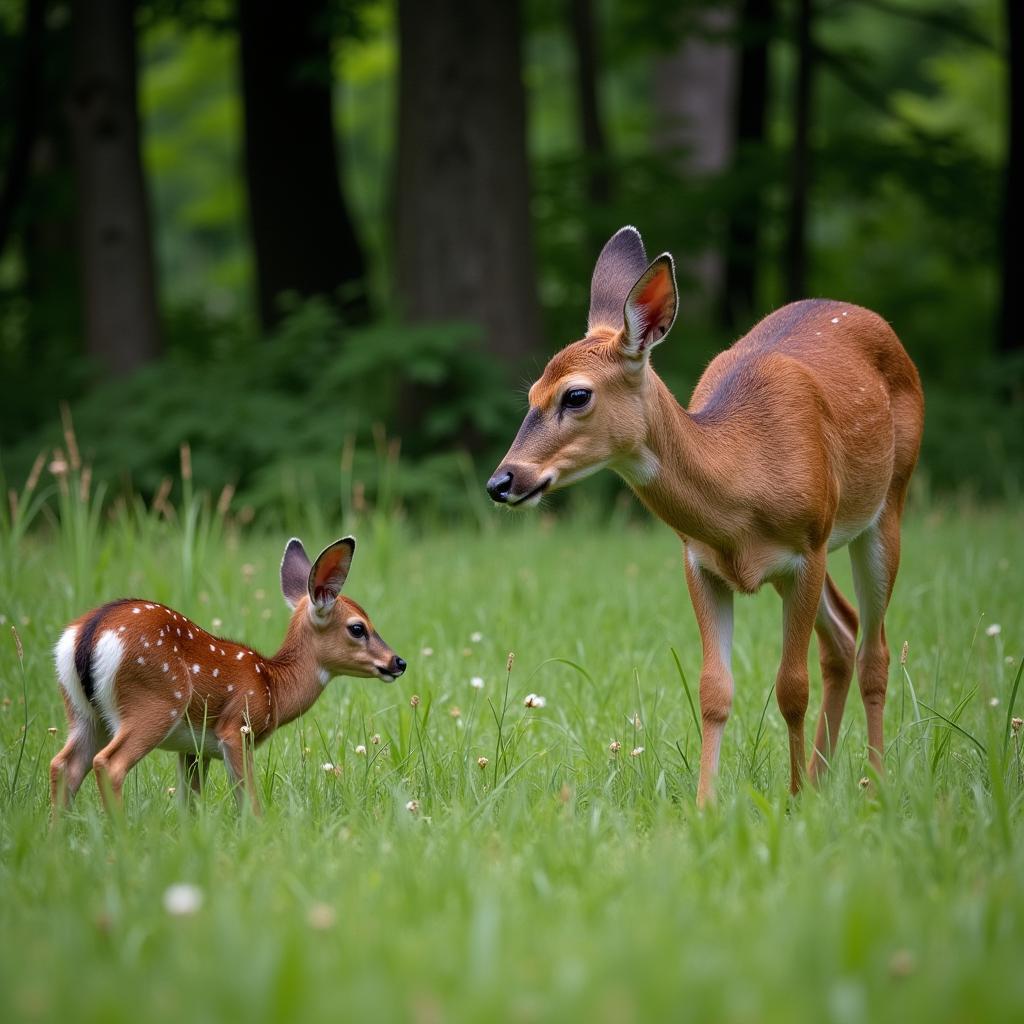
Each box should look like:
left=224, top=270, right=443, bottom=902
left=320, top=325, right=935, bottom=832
left=51, top=537, right=406, bottom=814
left=487, top=226, right=923, bottom=805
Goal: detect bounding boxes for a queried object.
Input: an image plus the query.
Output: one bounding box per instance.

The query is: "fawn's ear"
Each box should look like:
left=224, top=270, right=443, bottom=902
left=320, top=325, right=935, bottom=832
left=620, top=254, right=678, bottom=360
left=308, top=537, right=356, bottom=615
left=588, top=225, right=650, bottom=332
left=281, top=538, right=313, bottom=610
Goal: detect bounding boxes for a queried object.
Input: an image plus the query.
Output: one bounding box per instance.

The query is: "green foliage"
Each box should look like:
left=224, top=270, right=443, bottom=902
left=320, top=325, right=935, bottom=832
left=1, top=492, right=1023, bottom=1021
left=3, top=298, right=519, bottom=523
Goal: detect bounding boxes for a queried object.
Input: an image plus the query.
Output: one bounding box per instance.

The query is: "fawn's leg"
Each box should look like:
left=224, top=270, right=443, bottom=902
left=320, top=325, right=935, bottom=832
left=92, top=716, right=171, bottom=812
left=774, top=549, right=827, bottom=795
left=849, top=502, right=904, bottom=774
left=808, top=574, right=858, bottom=782
left=50, top=717, right=101, bottom=811
left=685, top=549, right=735, bottom=808
left=217, top=726, right=261, bottom=815
left=177, top=752, right=210, bottom=802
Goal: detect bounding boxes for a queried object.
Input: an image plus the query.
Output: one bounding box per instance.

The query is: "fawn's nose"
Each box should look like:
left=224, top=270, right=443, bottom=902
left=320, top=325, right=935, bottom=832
left=391, top=655, right=407, bottom=676
left=487, top=469, right=514, bottom=503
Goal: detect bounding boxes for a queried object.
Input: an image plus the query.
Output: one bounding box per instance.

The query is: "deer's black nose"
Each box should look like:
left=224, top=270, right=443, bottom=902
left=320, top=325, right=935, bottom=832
left=391, top=655, right=407, bottom=676
left=487, top=470, right=514, bottom=503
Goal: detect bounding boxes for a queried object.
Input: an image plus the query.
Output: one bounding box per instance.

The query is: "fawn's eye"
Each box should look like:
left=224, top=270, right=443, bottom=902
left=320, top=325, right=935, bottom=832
left=347, top=622, right=367, bottom=639
left=562, top=387, right=592, bottom=410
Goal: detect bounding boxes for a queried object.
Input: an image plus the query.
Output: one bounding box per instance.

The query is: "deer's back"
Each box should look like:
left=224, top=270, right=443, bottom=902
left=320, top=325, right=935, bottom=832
left=689, top=299, right=924, bottom=541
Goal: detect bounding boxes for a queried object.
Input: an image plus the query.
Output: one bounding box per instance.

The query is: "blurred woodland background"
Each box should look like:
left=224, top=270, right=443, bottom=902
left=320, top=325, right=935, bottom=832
left=0, top=0, right=1019, bottom=521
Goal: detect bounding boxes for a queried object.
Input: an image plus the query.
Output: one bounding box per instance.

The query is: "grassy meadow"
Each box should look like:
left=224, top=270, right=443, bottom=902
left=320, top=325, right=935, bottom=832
left=1, top=469, right=1022, bottom=1023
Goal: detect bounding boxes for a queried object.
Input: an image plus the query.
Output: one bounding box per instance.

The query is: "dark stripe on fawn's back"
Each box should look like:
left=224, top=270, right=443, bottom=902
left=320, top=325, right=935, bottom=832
left=74, top=600, right=132, bottom=701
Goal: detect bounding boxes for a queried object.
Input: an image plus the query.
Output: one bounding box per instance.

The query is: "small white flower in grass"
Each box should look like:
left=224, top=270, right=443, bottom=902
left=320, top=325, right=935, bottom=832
left=405, top=799, right=420, bottom=814
left=240, top=724, right=251, bottom=736
left=322, top=762, right=335, bottom=772
left=609, top=740, right=621, bottom=754
left=524, top=693, right=546, bottom=709
left=470, top=631, right=483, bottom=643
left=212, top=618, right=223, bottom=630
left=48, top=726, right=58, bottom=736
left=986, top=623, right=1002, bottom=637
left=355, top=744, right=367, bottom=755
left=1011, top=717, right=1023, bottom=735
left=477, top=756, right=489, bottom=769
left=989, top=697, right=1000, bottom=707
left=371, top=733, right=381, bottom=746
left=630, top=746, right=644, bottom=757
left=470, top=676, right=484, bottom=690
left=421, top=646, right=434, bottom=657
left=163, top=883, right=203, bottom=916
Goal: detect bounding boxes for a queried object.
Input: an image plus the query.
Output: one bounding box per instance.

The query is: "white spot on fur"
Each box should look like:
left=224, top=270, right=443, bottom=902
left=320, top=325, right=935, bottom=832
left=157, top=639, right=162, bottom=646
left=219, top=649, right=225, bottom=656
left=176, top=628, right=181, bottom=636
left=54, top=626, right=92, bottom=722
left=170, top=709, right=177, bottom=718
left=145, top=604, right=155, bottom=610
left=192, top=664, right=200, bottom=674
left=248, top=690, right=254, bottom=696
left=132, top=608, right=141, bottom=614
left=137, top=656, right=144, bottom=665
left=174, top=690, right=182, bottom=699
left=318, top=668, right=331, bottom=687
left=227, top=684, right=234, bottom=692
left=212, top=668, right=219, bottom=678
left=163, top=663, right=169, bottom=673
left=255, top=664, right=262, bottom=674
left=92, top=631, right=125, bottom=733
left=187, top=631, right=193, bottom=639
left=209, top=644, right=215, bottom=652
left=236, top=652, right=244, bottom=660
left=831, top=317, right=840, bottom=324
left=118, top=625, right=126, bottom=633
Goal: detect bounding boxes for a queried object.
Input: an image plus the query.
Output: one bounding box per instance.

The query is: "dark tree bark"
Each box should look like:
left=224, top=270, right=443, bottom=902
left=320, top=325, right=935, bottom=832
left=652, top=7, right=737, bottom=312
left=721, top=0, right=775, bottom=330
left=0, top=0, right=46, bottom=262
left=238, top=0, right=369, bottom=329
left=68, top=0, right=161, bottom=374
left=394, top=0, right=541, bottom=363
left=569, top=0, right=610, bottom=206
left=1000, top=0, right=1022, bottom=353
left=784, top=0, right=814, bottom=302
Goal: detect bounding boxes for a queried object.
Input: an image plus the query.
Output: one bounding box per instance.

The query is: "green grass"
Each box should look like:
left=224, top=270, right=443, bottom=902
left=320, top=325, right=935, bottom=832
left=1, top=489, right=1023, bottom=1023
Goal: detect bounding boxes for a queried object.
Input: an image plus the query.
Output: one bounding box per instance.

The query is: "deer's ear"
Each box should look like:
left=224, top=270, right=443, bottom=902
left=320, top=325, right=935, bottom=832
left=620, top=254, right=678, bottom=360
left=307, top=537, right=356, bottom=615
left=588, top=225, right=650, bottom=332
left=281, top=538, right=313, bottom=610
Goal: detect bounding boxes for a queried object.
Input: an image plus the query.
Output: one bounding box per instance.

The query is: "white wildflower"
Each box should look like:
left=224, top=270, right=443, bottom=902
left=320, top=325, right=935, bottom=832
left=470, top=676, right=485, bottom=690
left=163, top=883, right=203, bottom=916
left=524, top=693, right=546, bottom=709
left=986, top=623, right=1002, bottom=637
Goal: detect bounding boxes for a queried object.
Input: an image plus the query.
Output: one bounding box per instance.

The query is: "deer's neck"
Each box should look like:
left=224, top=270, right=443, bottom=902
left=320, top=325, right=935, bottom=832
left=265, top=618, right=327, bottom=729
left=629, top=371, right=749, bottom=547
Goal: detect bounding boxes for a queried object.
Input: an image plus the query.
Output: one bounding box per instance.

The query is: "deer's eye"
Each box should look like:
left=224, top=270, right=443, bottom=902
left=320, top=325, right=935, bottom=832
left=562, top=388, right=592, bottom=410
left=347, top=622, right=367, bottom=639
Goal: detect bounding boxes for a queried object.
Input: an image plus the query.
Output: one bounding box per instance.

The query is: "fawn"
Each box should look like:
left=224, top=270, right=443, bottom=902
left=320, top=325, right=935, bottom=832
left=487, top=226, right=924, bottom=805
left=50, top=536, right=405, bottom=814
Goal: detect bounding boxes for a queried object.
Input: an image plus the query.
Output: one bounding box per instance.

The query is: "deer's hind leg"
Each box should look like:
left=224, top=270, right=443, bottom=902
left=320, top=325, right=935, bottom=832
left=50, top=714, right=102, bottom=811
left=92, top=711, right=177, bottom=812
left=849, top=501, right=905, bottom=775
left=808, top=574, right=858, bottom=782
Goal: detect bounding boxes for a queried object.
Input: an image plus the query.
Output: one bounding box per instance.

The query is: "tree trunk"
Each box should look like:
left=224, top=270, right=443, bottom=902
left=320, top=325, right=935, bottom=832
left=394, top=0, right=541, bottom=363
left=1000, top=0, right=1022, bottom=353
left=0, top=0, right=46, bottom=263
left=652, top=7, right=737, bottom=311
left=569, top=0, right=610, bottom=207
left=68, top=0, right=161, bottom=375
left=238, top=0, right=369, bottom=329
left=721, top=0, right=775, bottom=330
left=784, top=0, right=813, bottom=302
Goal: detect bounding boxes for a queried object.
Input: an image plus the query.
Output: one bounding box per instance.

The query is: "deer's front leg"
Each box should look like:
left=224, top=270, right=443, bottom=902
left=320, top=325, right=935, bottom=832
left=685, top=550, right=735, bottom=808
left=217, top=726, right=262, bottom=816
left=775, top=549, right=827, bottom=795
